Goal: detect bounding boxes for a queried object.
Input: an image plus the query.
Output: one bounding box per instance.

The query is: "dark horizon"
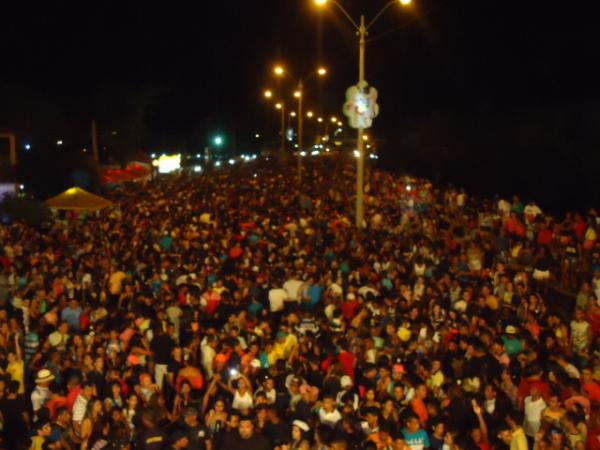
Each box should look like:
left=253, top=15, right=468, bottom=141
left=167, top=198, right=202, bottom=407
left=1, top=1, right=599, bottom=212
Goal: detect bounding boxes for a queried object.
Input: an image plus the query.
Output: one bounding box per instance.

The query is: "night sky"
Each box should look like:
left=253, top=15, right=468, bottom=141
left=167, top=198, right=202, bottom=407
left=1, top=1, right=599, bottom=208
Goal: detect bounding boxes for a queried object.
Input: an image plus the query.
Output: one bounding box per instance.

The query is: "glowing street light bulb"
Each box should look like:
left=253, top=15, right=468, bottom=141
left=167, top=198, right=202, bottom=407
left=399, top=0, right=412, bottom=5
left=306, top=111, right=314, bottom=118
left=317, top=67, right=327, bottom=76
left=290, top=111, right=297, bottom=117
left=317, top=117, right=323, bottom=123
left=362, top=134, right=369, bottom=141
left=274, top=66, right=284, bottom=76
left=337, top=121, right=343, bottom=127
left=330, top=116, right=338, bottom=123
left=314, top=0, right=327, bottom=5
left=294, top=91, right=301, bottom=98
left=275, top=103, right=283, bottom=110
left=264, top=90, right=273, bottom=98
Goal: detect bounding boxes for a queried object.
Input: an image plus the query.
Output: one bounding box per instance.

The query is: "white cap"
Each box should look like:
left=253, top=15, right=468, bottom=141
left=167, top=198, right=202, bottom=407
left=293, top=420, right=310, bottom=432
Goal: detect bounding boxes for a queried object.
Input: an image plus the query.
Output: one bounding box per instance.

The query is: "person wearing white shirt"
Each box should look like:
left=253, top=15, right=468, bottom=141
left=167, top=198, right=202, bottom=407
left=31, top=369, right=55, bottom=419
left=72, top=382, right=95, bottom=425
left=283, top=277, right=303, bottom=302
left=318, top=396, right=342, bottom=428
left=201, top=335, right=217, bottom=380
left=523, top=388, right=547, bottom=439
left=268, top=286, right=288, bottom=312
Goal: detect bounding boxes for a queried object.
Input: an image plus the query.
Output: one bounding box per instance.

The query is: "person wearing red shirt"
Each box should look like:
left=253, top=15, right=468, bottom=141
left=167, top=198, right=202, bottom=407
left=517, top=370, right=551, bottom=407
left=341, top=293, right=360, bottom=321
left=337, top=339, right=356, bottom=381
left=582, top=368, right=600, bottom=405
left=537, top=222, right=554, bottom=246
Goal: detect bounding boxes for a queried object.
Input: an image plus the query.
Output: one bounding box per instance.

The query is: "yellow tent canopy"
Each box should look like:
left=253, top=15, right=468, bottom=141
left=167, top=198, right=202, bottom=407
left=46, top=187, right=112, bottom=211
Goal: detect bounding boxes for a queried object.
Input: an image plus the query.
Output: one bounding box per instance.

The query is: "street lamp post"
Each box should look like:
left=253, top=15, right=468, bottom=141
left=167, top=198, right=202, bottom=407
left=356, top=15, right=367, bottom=228
left=315, top=0, right=411, bottom=228
left=297, top=80, right=304, bottom=180
left=275, top=102, right=286, bottom=156
left=273, top=65, right=327, bottom=182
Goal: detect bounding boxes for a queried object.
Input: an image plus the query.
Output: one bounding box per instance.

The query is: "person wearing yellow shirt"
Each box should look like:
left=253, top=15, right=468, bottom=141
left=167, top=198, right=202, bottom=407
left=499, top=413, right=529, bottom=450
left=6, top=333, right=25, bottom=394
left=30, top=420, right=53, bottom=450
left=268, top=331, right=298, bottom=366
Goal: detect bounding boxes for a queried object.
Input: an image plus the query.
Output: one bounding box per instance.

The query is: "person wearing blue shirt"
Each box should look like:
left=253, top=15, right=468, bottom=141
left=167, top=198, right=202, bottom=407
left=402, top=415, right=430, bottom=450
left=60, top=299, right=82, bottom=332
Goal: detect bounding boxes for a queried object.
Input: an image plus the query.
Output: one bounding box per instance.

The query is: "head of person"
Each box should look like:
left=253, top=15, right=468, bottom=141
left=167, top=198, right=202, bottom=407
left=292, top=420, right=310, bottom=442
left=238, top=416, right=255, bottom=439
left=405, top=414, right=421, bottom=433
left=82, top=381, right=95, bottom=400
left=183, top=407, right=199, bottom=427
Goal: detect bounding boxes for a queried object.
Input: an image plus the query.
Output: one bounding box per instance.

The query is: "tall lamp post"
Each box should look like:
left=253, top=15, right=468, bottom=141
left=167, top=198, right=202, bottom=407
left=315, top=0, right=412, bottom=228
left=272, top=65, right=327, bottom=182
left=275, top=102, right=286, bottom=155
left=263, top=90, right=287, bottom=157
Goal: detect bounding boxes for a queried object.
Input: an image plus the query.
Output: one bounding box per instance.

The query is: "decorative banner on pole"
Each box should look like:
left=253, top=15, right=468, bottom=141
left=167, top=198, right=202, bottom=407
left=343, top=80, right=379, bottom=129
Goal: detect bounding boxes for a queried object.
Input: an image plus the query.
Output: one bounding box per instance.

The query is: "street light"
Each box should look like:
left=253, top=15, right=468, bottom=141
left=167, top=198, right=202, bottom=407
left=263, top=90, right=287, bottom=156
left=330, top=116, right=338, bottom=123
left=275, top=103, right=286, bottom=155
left=273, top=64, right=328, bottom=181
left=290, top=111, right=297, bottom=117
left=306, top=111, right=314, bottom=118
left=315, top=0, right=412, bottom=228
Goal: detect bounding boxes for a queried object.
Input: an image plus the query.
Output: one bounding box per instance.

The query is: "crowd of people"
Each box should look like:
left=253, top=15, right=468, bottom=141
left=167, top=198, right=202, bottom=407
left=0, top=159, right=599, bottom=450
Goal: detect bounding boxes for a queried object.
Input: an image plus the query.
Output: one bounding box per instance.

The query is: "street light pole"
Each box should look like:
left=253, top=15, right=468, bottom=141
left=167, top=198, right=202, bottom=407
left=315, top=0, right=411, bottom=228
left=279, top=103, right=286, bottom=156
left=297, top=80, right=304, bottom=182
left=356, top=15, right=367, bottom=228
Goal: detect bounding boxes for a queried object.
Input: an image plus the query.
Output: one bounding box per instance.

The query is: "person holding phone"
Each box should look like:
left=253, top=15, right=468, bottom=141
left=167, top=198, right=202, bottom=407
left=228, top=372, right=254, bottom=413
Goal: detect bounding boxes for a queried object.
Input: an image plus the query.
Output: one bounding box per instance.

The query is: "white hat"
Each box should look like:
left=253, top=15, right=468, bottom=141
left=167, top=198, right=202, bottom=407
left=35, top=369, right=55, bottom=385
left=48, top=331, right=62, bottom=347
left=340, top=375, right=353, bottom=388
left=293, top=420, right=310, bottom=432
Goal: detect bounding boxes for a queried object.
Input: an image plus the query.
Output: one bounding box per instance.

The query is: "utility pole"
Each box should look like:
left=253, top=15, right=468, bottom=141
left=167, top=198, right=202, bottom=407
left=91, top=120, right=99, bottom=164
left=356, top=15, right=367, bottom=228
left=297, top=80, right=304, bottom=182
left=279, top=103, right=286, bottom=156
